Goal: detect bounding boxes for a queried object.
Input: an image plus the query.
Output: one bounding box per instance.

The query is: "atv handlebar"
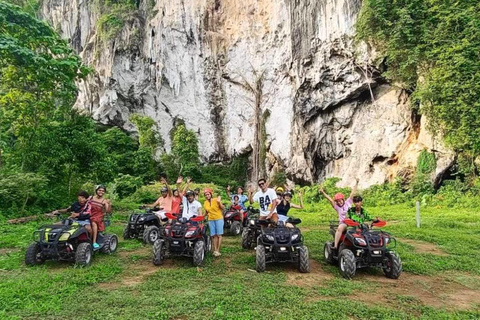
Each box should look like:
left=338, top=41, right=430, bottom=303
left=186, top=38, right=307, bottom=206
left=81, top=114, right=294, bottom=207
left=165, top=213, right=204, bottom=222
left=343, top=219, right=387, bottom=228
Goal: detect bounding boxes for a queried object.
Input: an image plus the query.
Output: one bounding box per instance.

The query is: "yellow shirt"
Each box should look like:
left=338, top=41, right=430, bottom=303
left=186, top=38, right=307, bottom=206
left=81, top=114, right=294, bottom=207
left=203, top=199, right=223, bottom=221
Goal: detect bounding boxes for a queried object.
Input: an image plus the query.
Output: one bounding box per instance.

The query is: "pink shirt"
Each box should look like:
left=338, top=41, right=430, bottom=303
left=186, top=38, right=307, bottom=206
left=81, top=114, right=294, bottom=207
left=333, top=198, right=353, bottom=223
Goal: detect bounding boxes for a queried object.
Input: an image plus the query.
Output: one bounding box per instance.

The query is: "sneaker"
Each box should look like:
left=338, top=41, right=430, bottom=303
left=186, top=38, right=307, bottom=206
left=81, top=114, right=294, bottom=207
left=217, top=251, right=221, bottom=256
left=213, top=251, right=220, bottom=257
left=93, top=243, right=100, bottom=249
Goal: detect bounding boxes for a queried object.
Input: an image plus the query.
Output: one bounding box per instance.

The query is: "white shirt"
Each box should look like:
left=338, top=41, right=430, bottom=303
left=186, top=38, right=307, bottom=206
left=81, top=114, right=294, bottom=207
left=253, top=188, right=277, bottom=216
left=181, top=197, right=202, bottom=220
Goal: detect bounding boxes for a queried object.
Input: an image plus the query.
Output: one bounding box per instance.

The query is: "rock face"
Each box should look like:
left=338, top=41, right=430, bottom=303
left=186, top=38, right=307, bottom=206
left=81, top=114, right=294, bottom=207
left=39, top=0, right=453, bottom=186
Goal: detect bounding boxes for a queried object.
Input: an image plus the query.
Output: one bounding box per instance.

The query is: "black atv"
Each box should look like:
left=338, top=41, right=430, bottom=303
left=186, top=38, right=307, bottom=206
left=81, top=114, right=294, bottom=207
left=123, top=206, right=165, bottom=244
left=255, top=217, right=310, bottom=273
left=324, top=219, right=402, bottom=279
left=152, top=213, right=210, bottom=267
left=241, top=207, right=260, bottom=249
left=25, top=216, right=118, bottom=267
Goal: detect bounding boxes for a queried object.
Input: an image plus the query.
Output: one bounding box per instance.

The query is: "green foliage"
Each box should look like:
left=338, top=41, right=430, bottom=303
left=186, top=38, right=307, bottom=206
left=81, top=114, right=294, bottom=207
left=357, top=0, right=480, bottom=154
left=270, top=168, right=287, bottom=188
left=94, top=0, right=137, bottom=43
left=361, top=178, right=408, bottom=206
left=417, top=150, right=436, bottom=175
left=110, top=174, right=143, bottom=199
left=129, top=114, right=162, bottom=154
left=3, top=0, right=39, bottom=15
left=200, top=155, right=249, bottom=187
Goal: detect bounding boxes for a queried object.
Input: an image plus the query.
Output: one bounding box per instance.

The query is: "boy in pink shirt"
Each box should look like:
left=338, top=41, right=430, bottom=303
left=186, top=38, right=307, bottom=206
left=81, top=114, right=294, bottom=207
left=319, top=178, right=359, bottom=250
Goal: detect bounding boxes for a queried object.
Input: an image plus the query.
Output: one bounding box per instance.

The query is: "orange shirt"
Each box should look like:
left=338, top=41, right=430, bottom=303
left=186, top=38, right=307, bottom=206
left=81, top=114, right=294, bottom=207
left=171, top=196, right=181, bottom=214
left=203, top=199, right=223, bottom=221
left=156, top=196, right=173, bottom=212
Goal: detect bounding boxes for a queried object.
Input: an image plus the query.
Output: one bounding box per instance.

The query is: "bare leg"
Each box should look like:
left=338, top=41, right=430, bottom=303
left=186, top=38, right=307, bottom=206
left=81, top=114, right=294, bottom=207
left=217, top=235, right=222, bottom=254
left=85, top=224, right=92, bottom=236
left=92, top=222, right=98, bottom=243
left=334, top=223, right=347, bottom=249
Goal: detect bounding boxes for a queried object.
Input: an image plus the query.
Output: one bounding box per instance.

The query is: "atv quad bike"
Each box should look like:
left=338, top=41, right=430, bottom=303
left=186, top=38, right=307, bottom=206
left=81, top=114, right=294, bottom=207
left=241, top=207, right=260, bottom=249
left=223, top=208, right=249, bottom=236
left=152, top=213, right=210, bottom=267
left=25, top=214, right=118, bottom=267
left=255, top=217, right=310, bottom=273
left=324, top=219, right=402, bottom=279
left=123, top=206, right=166, bottom=244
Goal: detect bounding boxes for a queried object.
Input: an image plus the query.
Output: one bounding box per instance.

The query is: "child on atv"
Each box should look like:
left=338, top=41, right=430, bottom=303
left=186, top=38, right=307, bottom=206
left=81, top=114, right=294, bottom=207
left=53, top=190, right=92, bottom=234
left=319, top=178, right=359, bottom=250
left=347, top=196, right=375, bottom=224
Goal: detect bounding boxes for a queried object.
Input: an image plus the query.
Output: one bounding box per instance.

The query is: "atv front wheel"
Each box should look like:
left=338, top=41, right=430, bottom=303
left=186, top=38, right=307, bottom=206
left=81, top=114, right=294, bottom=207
left=324, top=242, right=335, bottom=265
left=153, top=240, right=165, bottom=266
left=193, top=241, right=205, bottom=266
left=241, top=228, right=251, bottom=249
left=143, top=226, right=160, bottom=245
left=339, top=249, right=356, bottom=279
left=298, top=246, right=310, bottom=273
left=383, top=251, right=402, bottom=279
left=25, top=243, right=44, bottom=266
left=75, top=242, right=92, bottom=267
left=101, top=234, right=118, bottom=254
left=230, top=221, right=242, bottom=236
left=123, top=227, right=131, bottom=240
left=256, top=245, right=266, bottom=272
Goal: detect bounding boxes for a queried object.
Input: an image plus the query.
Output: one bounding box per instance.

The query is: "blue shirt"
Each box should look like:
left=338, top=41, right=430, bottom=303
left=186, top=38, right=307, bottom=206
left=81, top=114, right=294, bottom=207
left=231, top=194, right=248, bottom=210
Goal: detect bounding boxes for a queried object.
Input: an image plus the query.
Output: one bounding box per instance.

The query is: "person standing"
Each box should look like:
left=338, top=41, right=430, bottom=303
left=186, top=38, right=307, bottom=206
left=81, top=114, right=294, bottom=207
left=248, top=178, right=278, bottom=223
left=89, top=185, right=111, bottom=249
left=203, top=188, right=225, bottom=257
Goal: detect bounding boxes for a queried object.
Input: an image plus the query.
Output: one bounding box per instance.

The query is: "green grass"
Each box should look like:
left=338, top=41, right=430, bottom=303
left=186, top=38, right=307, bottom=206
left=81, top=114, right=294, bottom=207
left=0, top=203, right=479, bottom=319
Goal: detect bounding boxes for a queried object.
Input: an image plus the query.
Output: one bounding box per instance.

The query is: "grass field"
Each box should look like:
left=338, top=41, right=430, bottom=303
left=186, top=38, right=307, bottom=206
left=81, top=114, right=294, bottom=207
left=1, top=203, right=480, bottom=319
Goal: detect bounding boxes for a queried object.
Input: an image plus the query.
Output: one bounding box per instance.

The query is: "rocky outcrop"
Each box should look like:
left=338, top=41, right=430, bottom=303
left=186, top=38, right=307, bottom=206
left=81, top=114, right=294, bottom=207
left=39, top=0, right=454, bottom=186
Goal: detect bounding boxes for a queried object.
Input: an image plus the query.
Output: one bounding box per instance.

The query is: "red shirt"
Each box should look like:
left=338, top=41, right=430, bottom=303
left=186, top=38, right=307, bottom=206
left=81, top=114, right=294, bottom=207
left=172, top=196, right=182, bottom=214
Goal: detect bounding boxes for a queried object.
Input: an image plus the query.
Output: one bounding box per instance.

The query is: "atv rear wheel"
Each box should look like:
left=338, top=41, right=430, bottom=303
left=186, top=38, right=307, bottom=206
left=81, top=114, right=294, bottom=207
left=143, top=225, right=160, bottom=245
left=230, top=221, right=241, bottom=236
left=75, top=242, right=92, bottom=267
left=193, top=241, right=205, bottom=266
left=153, top=240, right=165, bottom=266
left=298, top=246, right=310, bottom=273
left=324, top=242, right=335, bottom=265
left=123, top=227, right=131, bottom=240
left=256, top=245, right=266, bottom=272
left=383, top=251, right=402, bottom=279
left=241, top=228, right=251, bottom=249
left=25, top=242, right=44, bottom=266
left=339, top=249, right=356, bottom=279
left=101, top=234, right=118, bottom=254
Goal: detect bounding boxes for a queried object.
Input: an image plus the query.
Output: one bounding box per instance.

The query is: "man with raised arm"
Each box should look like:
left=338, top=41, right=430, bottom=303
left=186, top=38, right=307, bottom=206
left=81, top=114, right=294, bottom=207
left=248, top=178, right=278, bottom=223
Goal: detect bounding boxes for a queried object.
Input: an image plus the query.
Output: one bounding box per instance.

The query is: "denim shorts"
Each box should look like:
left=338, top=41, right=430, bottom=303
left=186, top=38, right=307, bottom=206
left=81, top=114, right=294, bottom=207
left=208, top=219, right=224, bottom=236
left=74, top=219, right=91, bottom=226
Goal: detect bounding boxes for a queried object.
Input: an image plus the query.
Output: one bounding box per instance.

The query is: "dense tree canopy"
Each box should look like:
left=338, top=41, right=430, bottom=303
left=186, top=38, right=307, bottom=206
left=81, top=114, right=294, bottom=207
left=357, top=0, right=480, bottom=154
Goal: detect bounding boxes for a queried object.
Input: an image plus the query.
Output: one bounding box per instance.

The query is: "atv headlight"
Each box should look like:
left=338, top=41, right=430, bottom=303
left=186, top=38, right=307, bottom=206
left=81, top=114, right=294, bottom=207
left=384, top=236, right=390, bottom=244
left=250, top=220, right=255, bottom=226
left=138, top=217, right=145, bottom=222
left=264, top=234, right=274, bottom=242
left=291, top=234, right=299, bottom=241
left=354, top=238, right=367, bottom=246
left=185, top=230, right=196, bottom=238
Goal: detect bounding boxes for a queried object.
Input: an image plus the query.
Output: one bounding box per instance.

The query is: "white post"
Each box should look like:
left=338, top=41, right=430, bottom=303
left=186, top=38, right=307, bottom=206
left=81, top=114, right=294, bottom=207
left=416, top=201, right=421, bottom=228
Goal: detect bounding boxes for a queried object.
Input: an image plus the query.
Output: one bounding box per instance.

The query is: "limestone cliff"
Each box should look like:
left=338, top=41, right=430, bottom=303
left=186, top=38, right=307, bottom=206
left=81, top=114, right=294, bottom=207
left=39, top=0, right=453, bottom=187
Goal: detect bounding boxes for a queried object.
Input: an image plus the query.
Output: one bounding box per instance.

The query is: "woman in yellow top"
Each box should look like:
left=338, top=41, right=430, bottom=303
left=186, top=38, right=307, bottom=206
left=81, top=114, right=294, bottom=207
left=203, top=188, right=225, bottom=257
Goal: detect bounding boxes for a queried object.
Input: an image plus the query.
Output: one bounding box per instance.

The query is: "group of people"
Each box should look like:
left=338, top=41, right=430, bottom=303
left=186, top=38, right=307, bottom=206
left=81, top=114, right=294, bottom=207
left=54, top=185, right=111, bottom=249
left=58, top=175, right=372, bottom=256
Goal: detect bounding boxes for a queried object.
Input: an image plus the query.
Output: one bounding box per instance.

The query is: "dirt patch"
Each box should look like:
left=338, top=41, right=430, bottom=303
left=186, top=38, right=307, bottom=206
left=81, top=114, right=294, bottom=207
left=286, top=259, right=334, bottom=288
left=352, top=272, right=480, bottom=311
left=0, top=248, right=19, bottom=255
left=399, top=238, right=449, bottom=256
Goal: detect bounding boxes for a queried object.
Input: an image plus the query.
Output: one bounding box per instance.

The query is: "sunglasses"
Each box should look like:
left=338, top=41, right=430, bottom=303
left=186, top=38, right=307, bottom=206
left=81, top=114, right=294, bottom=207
left=258, top=182, right=265, bottom=186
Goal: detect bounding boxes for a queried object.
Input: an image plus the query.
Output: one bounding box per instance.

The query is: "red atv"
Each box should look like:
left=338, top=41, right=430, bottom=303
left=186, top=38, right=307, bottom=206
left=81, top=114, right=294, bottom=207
left=324, top=219, right=402, bottom=279
left=152, top=213, right=210, bottom=267
left=224, top=207, right=248, bottom=236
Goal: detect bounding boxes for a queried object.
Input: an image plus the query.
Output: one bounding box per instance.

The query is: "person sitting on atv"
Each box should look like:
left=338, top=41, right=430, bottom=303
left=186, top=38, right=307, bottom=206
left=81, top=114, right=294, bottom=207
left=248, top=178, right=278, bottom=223
left=172, top=176, right=188, bottom=215
left=149, top=177, right=174, bottom=221
left=53, top=190, right=93, bottom=234
left=229, top=195, right=246, bottom=224
left=319, top=178, right=359, bottom=250
left=347, top=196, right=375, bottom=224
left=182, top=190, right=202, bottom=221
left=226, top=185, right=248, bottom=209
left=276, top=190, right=304, bottom=228
left=89, top=185, right=111, bottom=250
